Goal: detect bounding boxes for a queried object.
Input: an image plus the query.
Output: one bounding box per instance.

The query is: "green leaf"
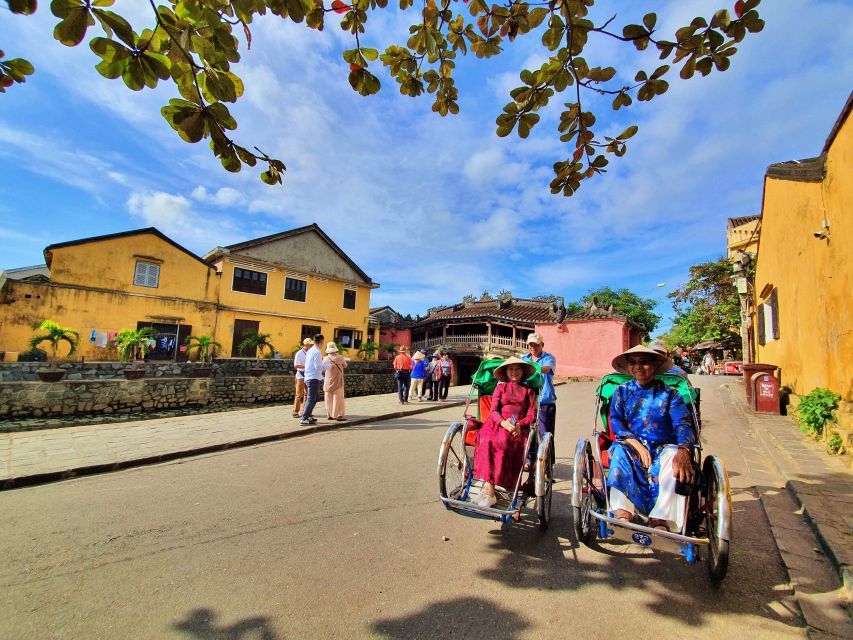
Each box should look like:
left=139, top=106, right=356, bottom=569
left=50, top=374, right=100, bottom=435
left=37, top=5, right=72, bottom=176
left=92, top=9, right=135, bottom=46
left=53, top=6, right=95, bottom=47
left=616, top=125, right=638, bottom=140
left=9, top=0, right=38, bottom=15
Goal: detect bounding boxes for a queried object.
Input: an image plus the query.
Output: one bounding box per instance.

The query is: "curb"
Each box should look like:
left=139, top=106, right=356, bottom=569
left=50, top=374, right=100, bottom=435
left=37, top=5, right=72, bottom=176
left=722, top=384, right=851, bottom=597
left=1, top=399, right=466, bottom=491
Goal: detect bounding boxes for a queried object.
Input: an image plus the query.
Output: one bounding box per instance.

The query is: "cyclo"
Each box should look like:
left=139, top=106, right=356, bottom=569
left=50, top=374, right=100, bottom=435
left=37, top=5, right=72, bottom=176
left=572, top=371, right=733, bottom=581
left=437, top=357, right=554, bottom=528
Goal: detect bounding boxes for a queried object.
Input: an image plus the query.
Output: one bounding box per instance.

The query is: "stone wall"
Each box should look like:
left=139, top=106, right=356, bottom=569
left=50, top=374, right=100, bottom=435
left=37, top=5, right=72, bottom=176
left=0, top=360, right=396, bottom=420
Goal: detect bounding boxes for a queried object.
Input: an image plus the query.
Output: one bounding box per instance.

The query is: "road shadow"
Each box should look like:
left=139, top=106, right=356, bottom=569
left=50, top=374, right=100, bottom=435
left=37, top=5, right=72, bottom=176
left=474, top=476, right=804, bottom=633
left=172, top=608, right=278, bottom=640
left=371, top=596, right=529, bottom=639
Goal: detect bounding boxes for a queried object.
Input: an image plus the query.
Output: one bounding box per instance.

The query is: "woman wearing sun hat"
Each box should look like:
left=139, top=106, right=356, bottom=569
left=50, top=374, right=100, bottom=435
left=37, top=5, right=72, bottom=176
left=323, top=342, right=348, bottom=421
left=472, top=356, right=538, bottom=507
left=607, top=344, right=696, bottom=531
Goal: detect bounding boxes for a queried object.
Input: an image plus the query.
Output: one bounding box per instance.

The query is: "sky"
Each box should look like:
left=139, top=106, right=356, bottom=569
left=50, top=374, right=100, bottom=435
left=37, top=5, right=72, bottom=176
left=1, top=1, right=851, bottom=336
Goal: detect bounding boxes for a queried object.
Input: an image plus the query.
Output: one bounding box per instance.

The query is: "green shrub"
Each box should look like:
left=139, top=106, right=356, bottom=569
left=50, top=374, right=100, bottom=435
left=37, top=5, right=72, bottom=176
left=795, top=387, right=841, bottom=438
left=826, top=431, right=844, bottom=455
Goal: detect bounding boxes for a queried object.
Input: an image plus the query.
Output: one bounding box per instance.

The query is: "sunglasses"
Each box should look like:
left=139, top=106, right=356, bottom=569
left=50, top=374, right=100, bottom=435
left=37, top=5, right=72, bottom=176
left=627, top=358, right=654, bottom=366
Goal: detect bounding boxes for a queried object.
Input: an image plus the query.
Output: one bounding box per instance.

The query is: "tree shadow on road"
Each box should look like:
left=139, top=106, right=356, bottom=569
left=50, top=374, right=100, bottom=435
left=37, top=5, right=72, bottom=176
left=172, top=608, right=278, bottom=640
left=370, top=596, right=529, bottom=640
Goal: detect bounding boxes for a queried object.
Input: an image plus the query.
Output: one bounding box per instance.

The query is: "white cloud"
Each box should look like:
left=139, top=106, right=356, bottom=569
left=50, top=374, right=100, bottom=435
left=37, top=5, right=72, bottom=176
left=191, top=186, right=245, bottom=208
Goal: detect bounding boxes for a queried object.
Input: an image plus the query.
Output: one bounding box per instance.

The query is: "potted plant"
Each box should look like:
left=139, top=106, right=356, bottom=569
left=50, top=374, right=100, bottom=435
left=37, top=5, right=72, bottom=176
left=185, top=334, right=221, bottom=377
left=28, top=320, right=79, bottom=382
left=112, top=327, right=156, bottom=379
left=238, top=331, right=275, bottom=376
left=357, top=342, right=379, bottom=361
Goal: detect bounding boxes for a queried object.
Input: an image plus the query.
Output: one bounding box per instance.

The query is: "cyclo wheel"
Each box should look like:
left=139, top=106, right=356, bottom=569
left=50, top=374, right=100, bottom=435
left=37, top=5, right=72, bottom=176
left=703, top=455, right=731, bottom=582
left=439, top=423, right=469, bottom=500
left=536, top=439, right=554, bottom=530
left=573, top=439, right=598, bottom=546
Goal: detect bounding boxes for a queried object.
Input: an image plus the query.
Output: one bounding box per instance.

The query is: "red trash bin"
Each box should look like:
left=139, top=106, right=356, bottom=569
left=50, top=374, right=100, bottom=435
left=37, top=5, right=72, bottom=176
left=743, top=363, right=777, bottom=403
left=751, top=373, right=781, bottom=414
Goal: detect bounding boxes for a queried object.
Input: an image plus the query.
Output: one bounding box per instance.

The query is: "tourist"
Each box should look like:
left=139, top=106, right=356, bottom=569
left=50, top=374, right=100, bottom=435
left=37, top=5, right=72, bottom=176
left=323, top=342, right=348, bottom=421
left=702, top=351, right=717, bottom=376
left=521, top=333, right=557, bottom=464
left=649, top=340, right=689, bottom=378
left=410, top=350, right=427, bottom=401
left=607, top=344, right=696, bottom=531
left=438, top=353, right=453, bottom=401
left=300, top=334, right=330, bottom=426
left=292, top=337, right=313, bottom=418
left=392, top=345, right=413, bottom=404
left=472, top=357, right=538, bottom=507
left=426, top=354, right=440, bottom=401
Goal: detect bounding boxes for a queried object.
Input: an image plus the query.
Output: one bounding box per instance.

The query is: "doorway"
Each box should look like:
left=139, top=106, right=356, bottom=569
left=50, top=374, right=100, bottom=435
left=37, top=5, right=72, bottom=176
left=454, top=355, right=483, bottom=386
left=231, top=319, right=260, bottom=357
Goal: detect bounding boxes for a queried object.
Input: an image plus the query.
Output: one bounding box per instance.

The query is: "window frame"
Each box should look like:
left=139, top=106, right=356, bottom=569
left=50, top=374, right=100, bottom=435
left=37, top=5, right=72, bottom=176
left=133, top=261, right=160, bottom=288
left=342, top=287, right=357, bottom=310
left=284, top=276, right=308, bottom=303
left=232, top=266, right=268, bottom=296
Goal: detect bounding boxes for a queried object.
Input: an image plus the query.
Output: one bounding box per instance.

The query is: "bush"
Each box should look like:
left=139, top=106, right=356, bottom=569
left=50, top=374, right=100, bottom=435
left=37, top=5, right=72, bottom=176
left=795, top=387, right=841, bottom=439
left=18, top=348, right=47, bottom=362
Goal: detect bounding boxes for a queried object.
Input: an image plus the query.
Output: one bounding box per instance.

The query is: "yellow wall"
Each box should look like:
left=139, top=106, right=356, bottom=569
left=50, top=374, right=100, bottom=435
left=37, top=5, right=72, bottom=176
left=754, top=111, right=853, bottom=400
left=213, top=258, right=373, bottom=356
left=0, top=232, right=220, bottom=361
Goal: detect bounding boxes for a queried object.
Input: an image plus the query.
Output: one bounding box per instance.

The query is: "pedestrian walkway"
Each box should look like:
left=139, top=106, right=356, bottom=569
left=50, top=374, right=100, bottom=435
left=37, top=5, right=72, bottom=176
left=721, top=381, right=852, bottom=606
left=0, top=387, right=472, bottom=488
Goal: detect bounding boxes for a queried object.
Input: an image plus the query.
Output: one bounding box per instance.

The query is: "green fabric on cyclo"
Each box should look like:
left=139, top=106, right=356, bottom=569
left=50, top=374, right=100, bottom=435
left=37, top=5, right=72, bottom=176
left=471, top=357, right=543, bottom=395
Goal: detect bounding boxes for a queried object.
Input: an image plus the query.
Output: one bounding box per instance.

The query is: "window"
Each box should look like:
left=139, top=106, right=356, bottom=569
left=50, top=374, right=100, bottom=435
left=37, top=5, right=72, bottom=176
left=232, top=267, right=267, bottom=295
left=134, top=261, right=160, bottom=288
left=334, top=328, right=363, bottom=350
left=285, top=277, right=307, bottom=302
left=343, top=288, right=357, bottom=310
left=757, top=287, right=780, bottom=345
left=301, top=325, right=321, bottom=343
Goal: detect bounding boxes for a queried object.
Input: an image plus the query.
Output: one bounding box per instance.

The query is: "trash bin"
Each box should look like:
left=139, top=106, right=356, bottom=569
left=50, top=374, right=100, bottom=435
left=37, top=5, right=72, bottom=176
left=743, top=363, right=777, bottom=403
left=751, top=373, right=781, bottom=414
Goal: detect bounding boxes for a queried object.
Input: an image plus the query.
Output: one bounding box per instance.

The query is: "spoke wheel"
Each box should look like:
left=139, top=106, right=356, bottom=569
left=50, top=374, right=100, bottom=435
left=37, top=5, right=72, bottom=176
left=704, top=457, right=730, bottom=582
left=573, top=440, right=597, bottom=546
left=536, top=441, right=554, bottom=530
left=439, top=425, right=468, bottom=500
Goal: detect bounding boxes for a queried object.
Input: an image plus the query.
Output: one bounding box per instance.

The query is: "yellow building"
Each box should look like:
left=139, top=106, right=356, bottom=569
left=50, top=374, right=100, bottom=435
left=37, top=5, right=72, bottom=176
left=204, top=224, right=379, bottom=356
left=0, top=224, right=378, bottom=361
left=752, top=90, right=852, bottom=405
left=0, top=228, right=219, bottom=361
left=726, top=214, right=761, bottom=261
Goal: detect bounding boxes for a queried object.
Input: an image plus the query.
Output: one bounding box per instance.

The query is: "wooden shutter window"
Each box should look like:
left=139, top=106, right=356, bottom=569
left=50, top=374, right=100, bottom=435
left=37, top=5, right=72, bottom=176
left=757, top=304, right=766, bottom=346
left=768, top=288, right=780, bottom=340
left=134, top=261, right=160, bottom=288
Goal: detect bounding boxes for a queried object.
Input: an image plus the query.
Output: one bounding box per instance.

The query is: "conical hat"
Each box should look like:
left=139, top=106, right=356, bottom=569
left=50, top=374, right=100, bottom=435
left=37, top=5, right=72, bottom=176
left=494, top=356, right=536, bottom=382
left=611, top=344, right=672, bottom=376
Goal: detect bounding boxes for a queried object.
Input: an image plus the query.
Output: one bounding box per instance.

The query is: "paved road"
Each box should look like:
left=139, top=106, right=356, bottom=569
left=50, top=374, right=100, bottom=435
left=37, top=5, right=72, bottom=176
left=0, top=378, right=809, bottom=639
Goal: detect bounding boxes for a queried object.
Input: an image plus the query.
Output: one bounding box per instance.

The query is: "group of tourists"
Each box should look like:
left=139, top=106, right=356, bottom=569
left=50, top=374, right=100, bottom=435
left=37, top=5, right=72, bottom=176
left=292, top=334, right=348, bottom=425
left=392, top=346, right=454, bottom=404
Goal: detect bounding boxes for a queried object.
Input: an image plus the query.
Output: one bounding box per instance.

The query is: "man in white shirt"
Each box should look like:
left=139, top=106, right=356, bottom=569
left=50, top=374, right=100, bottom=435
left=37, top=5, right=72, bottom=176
left=292, top=338, right=313, bottom=418
left=301, top=334, right=331, bottom=425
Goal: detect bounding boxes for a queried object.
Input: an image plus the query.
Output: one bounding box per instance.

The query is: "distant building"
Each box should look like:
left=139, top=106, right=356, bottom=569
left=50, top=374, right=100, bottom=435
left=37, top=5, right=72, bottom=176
left=726, top=214, right=761, bottom=260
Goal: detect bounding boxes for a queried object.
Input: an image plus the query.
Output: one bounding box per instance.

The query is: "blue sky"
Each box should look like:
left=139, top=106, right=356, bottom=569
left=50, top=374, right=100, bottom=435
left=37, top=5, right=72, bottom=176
left=1, top=1, right=851, bottom=335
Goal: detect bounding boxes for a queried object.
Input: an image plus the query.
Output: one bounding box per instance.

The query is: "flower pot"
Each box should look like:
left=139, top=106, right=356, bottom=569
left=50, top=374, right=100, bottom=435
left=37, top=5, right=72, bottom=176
left=123, top=368, right=146, bottom=380
left=36, top=368, right=66, bottom=382
left=192, top=367, right=213, bottom=378
left=248, top=367, right=266, bottom=377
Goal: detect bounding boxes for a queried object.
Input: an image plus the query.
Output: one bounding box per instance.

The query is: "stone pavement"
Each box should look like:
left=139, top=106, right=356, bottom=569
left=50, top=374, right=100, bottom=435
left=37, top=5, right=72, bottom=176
left=0, top=386, right=472, bottom=489
left=720, top=381, right=852, bottom=637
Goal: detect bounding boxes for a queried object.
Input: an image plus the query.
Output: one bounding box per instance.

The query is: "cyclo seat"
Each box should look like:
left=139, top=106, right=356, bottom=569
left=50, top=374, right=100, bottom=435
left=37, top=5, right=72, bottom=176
left=464, top=395, right=492, bottom=446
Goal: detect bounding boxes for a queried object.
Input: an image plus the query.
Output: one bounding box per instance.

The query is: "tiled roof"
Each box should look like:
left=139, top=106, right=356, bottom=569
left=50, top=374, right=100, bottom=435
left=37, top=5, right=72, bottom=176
left=765, top=156, right=826, bottom=183
left=415, top=299, right=553, bottom=326
left=727, top=215, right=761, bottom=229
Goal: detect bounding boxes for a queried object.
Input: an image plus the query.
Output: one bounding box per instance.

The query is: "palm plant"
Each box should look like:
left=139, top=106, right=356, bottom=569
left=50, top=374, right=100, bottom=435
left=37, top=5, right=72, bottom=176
left=238, top=331, right=275, bottom=363
left=28, top=320, right=79, bottom=365
left=112, top=327, right=157, bottom=363
left=381, top=343, right=400, bottom=360
left=185, top=334, right=222, bottom=364
left=357, top=342, right=379, bottom=360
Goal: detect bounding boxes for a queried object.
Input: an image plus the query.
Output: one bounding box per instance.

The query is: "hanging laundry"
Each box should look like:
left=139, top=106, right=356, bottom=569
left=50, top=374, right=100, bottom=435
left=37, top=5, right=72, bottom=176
left=89, top=329, right=97, bottom=344
left=96, top=333, right=108, bottom=348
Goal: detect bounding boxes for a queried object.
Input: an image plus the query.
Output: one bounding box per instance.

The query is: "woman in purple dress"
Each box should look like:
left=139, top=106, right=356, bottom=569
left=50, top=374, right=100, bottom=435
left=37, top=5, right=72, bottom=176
left=472, top=357, right=537, bottom=507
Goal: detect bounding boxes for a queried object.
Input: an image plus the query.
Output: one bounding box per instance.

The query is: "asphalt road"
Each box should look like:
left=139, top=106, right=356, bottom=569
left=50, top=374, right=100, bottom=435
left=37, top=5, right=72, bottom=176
left=0, top=377, right=808, bottom=639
